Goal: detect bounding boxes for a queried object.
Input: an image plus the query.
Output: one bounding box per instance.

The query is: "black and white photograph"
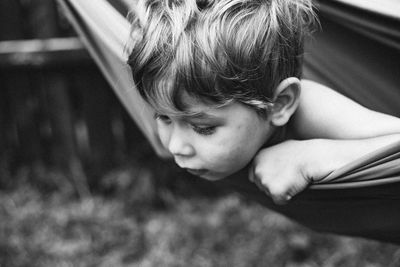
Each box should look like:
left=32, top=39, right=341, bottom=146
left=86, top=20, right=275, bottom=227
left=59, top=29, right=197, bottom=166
left=1, top=0, right=400, bottom=266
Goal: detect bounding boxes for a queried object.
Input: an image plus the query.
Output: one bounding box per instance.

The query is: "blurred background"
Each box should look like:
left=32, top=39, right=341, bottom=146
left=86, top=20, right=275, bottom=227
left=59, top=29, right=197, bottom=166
left=0, top=0, right=399, bottom=266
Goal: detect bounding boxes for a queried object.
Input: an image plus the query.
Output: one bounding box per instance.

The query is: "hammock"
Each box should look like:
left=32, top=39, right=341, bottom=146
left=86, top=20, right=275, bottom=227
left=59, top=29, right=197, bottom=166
left=57, top=0, right=400, bottom=243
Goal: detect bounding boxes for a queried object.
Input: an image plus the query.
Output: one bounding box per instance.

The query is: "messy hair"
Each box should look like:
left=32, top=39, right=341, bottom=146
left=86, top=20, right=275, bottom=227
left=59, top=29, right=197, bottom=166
left=127, top=0, right=316, bottom=115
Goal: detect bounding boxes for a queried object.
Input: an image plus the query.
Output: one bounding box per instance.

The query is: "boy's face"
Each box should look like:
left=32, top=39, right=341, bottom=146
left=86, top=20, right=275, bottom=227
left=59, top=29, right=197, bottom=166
left=155, top=95, right=275, bottom=180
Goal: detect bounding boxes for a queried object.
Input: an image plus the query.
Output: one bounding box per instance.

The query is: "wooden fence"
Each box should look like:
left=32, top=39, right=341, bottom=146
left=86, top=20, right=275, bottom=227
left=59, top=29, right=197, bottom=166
left=0, top=0, right=153, bottom=193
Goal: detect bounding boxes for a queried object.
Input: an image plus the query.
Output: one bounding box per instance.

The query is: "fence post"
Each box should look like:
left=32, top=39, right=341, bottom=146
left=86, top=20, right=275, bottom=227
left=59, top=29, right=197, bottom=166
left=76, top=69, right=116, bottom=187
left=27, top=0, right=89, bottom=197
left=0, top=0, right=44, bottom=166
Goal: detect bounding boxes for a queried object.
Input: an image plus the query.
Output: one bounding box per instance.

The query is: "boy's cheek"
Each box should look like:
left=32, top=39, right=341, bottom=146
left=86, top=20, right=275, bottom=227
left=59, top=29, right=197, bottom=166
left=204, top=151, right=254, bottom=178
left=156, top=126, right=168, bottom=147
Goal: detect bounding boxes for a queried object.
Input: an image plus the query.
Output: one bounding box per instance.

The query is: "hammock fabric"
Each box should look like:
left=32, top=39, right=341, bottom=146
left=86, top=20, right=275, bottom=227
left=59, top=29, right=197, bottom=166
left=57, top=0, right=400, bottom=243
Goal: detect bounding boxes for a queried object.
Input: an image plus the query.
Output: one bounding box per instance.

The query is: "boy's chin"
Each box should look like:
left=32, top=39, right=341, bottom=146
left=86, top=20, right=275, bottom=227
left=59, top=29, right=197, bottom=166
left=185, top=166, right=244, bottom=181
left=199, top=165, right=252, bottom=181
left=197, top=171, right=233, bottom=181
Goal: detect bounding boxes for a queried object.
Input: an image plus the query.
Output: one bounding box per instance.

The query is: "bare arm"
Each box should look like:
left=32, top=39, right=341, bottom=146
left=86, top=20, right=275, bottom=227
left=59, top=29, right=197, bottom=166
left=251, top=80, right=400, bottom=204
left=291, top=80, right=400, bottom=139
left=251, top=133, right=400, bottom=204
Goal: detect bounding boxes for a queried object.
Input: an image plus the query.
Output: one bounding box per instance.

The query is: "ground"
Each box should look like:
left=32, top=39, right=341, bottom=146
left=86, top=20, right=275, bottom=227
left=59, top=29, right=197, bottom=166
left=1, top=166, right=399, bottom=267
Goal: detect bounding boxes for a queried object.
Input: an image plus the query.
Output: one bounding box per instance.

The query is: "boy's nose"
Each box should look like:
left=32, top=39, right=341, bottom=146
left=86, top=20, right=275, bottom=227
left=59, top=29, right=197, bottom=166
left=167, top=128, right=195, bottom=157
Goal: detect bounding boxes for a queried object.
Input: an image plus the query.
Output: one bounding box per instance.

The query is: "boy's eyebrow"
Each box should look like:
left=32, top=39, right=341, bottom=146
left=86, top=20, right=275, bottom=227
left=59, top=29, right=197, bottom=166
left=183, top=112, right=219, bottom=120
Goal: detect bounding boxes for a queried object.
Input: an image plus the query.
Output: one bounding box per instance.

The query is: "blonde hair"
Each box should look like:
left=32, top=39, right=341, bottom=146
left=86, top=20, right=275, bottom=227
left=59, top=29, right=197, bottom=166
left=127, top=0, right=316, bottom=115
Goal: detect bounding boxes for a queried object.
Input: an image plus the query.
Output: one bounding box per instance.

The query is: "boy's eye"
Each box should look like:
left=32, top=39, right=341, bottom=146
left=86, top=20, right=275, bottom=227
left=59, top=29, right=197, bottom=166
left=191, top=124, right=217, bottom=136
left=154, top=113, right=171, bottom=124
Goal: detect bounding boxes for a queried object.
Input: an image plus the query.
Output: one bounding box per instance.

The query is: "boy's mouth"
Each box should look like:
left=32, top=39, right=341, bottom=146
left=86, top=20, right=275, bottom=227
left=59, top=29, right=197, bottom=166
left=185, top=168, right=208, bottom=176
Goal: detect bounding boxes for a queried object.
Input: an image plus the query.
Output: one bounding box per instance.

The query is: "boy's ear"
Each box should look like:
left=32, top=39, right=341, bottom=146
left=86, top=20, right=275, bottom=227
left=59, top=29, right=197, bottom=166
left=270, top=77, right=301, bottom=127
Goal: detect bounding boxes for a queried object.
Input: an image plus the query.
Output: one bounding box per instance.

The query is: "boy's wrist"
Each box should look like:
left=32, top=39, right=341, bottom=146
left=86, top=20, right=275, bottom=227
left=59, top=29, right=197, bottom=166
left=299, top=139, right=347, bottom=183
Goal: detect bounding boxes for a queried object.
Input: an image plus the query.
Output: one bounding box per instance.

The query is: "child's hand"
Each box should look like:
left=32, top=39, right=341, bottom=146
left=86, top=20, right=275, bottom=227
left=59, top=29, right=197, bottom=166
left=249, top=140, right=331, bottom=205
left=249, top=135, right=400, bottom=204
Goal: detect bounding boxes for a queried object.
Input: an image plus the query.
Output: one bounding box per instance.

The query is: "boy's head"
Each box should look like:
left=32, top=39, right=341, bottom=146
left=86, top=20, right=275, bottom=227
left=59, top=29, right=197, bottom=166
left=127, top=0, right=315, bottom=115
left=127, top=0, right=315, bottom=180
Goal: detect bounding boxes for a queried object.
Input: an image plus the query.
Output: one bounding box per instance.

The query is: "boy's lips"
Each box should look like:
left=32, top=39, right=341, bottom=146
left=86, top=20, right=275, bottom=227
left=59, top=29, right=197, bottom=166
left=185, top=168, right=208, bottom=176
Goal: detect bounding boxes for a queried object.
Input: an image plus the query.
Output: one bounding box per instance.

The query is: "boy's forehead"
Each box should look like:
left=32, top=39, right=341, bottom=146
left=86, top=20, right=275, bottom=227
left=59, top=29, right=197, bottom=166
left=154, top=91, right=230, bottom=119
left=180, top=92, right=215, bottom=111
left=158, top=102, right=220, bottom=119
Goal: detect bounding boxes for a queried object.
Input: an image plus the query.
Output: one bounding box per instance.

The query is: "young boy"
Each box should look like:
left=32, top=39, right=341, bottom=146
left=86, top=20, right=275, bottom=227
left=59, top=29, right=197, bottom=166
left=127, top=0, right=400, bottom=204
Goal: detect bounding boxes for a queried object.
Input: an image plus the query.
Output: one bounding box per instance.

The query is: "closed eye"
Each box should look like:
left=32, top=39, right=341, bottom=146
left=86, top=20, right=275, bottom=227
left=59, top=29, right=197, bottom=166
left=191, top=124, right=217, bottom=135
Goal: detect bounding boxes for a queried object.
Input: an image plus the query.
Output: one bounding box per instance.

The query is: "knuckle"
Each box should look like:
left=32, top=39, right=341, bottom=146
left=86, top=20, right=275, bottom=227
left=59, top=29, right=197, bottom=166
left=253, top=167, right=264, bottom=181
left=259, top=176, right=271, bottom=188
left=269, top=184, right=288, bottom=198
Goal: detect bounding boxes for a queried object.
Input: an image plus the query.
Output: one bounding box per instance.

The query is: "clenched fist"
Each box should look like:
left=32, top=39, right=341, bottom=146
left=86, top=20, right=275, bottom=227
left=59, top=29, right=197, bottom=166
left=249, top=139, right=337, bottom=204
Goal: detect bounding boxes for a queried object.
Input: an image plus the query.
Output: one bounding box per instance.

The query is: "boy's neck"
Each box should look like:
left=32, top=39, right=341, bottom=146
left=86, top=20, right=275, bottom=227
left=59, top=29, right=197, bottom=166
left=264, top=125, right=288, bottom=147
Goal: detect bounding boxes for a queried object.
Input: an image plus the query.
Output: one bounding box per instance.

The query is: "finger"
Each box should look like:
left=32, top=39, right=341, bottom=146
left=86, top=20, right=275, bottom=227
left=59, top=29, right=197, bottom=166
left=272, top=194, right=292, bottom=205
left=253, top=175, right=271, bottom=196
left=272, top=183, right=303, bottom=205
left=248, top=166, right=272, bottom=196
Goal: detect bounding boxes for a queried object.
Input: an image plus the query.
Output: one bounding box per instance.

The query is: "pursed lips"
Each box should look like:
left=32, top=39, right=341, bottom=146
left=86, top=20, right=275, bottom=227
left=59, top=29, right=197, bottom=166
left=175, top=159, right=209, bottom=176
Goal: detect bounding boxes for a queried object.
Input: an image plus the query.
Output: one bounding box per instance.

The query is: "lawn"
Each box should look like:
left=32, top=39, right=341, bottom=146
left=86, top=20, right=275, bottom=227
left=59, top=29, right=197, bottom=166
left=1, top=166, right=399, bottom=267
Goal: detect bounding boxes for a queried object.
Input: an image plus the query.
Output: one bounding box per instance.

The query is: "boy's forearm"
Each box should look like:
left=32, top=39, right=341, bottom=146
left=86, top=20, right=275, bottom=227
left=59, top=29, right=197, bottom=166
left=305, top=134, right=400, bottom=182
left=250, top=134, right=400, bottom=204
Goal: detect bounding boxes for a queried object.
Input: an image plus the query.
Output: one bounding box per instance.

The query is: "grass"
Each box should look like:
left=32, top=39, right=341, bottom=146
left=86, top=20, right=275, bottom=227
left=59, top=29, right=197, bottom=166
left=1, top=166, right=400, bottom=267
